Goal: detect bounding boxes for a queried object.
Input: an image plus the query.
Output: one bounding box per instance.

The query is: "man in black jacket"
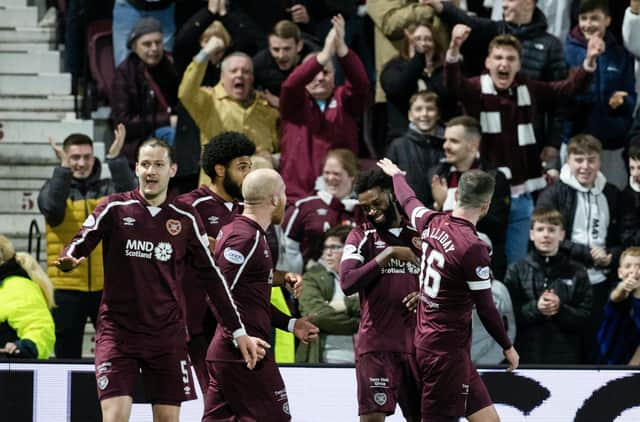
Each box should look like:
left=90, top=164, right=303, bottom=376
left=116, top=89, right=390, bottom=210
left=423, top=0, right=568, bottom=168
left=504, top=207, right=592, bottom=364
left=253, top=20, right=315, bottom=106
left=427, top=115, right=511, bottom=279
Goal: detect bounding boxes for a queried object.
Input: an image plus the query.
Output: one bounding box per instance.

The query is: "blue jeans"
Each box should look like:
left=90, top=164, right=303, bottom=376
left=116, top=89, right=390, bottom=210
left=112, top=0, right=175, bottom=67
left=505, top=193, right=533, bottom=266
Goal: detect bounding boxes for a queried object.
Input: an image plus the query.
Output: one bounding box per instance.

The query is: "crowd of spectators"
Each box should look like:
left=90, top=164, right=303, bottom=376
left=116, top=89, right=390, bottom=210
left=4, top=0, right=640, bottom=368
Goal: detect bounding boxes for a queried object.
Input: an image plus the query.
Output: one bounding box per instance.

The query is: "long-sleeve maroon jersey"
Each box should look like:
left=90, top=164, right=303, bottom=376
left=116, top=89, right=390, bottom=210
left=175, top=186, right=242, bottom=336
left=208, top=215, right=275, bottom=362
left=339, top=221, right=420, bottom=355
left=391, top=175, right=512, bottom=355
left=61, top=189, right=245, bottom=350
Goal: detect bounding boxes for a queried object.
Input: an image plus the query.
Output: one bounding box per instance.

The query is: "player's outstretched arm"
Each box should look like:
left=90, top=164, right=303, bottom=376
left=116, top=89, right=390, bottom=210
left=53, top=255, right=86, bottom=272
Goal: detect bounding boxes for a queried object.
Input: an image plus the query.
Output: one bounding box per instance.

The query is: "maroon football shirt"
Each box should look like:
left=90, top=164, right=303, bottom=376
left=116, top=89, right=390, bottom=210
left=175, top=185, right=241, bottom=336
left=283, top=191, right=360, bottom=263
left=61, top=189, right=245, bottom=350
left=208, top=215, right=275, bottom=362
left=391, top=174, right=511, bottom=355
left=339, top=221, right=420, bottom=355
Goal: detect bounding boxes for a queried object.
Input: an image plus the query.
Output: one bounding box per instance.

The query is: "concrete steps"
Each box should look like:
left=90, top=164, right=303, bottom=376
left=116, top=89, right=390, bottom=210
left=0, top=50, right=61, bottom=73
left=1, top=117, right=92, bottom=141
left=0, top=95, right=75, bottom=111
left=0, top=142, right=104, bottom=164
left=0, top=73, right=70, bottom=95
left=0, top=6, right=38, bottom=27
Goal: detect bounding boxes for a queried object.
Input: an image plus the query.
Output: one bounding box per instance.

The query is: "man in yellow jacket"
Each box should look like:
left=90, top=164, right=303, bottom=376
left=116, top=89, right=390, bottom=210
left=178, top=38, right=280, bottom=184
left=37, top=125, right=135, bottom=358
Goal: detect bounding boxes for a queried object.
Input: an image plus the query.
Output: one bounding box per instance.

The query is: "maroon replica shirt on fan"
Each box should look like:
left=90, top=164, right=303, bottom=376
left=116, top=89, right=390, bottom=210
left=175, top=185, right=242, bottom=336
left=283, top=191, right=361, bottom=263
left=339, top=221, right=420, bottom=355
left=61, top=189, right=245, bottom=350
left=391, top=174, right=511, bottom=355
left=208, top=215, right=275, bottom=362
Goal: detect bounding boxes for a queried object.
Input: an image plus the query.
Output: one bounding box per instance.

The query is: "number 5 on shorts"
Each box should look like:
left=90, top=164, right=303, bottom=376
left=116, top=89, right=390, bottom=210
left=420, top=243, right=445, bottom=298
left=180, top=360, right=189, bottom=383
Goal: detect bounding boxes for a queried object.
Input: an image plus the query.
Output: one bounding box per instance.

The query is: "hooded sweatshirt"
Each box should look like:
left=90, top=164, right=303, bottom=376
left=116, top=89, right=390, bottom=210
left=560, top=163, right=609, bottom=284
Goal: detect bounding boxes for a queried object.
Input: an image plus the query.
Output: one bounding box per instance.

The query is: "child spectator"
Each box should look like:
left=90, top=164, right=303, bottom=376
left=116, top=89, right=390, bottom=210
left=620, top=143, right=640, bottom=247
left=504, top=208, right=592, bottom=364
left=386, top=90, right=444, bottom=207
left=564, top=0, right=636, bottom=189
left=596, top=246, right=640, bottom=364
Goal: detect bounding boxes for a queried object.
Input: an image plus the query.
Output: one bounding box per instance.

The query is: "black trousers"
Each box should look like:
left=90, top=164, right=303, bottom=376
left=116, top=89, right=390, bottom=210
left=52, top=289, right=102, bottom=358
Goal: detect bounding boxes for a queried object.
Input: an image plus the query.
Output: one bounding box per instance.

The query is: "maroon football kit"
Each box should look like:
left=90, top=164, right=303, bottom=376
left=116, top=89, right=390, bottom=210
left=283, top=191, right=360, bottom=265
left=392, top=174, right=512, bottom=420
left=175, top=185, right=242, bottom=391
left=61, top=189, right=245, bottom=405
left=202, top=215, right=291, bottom=422
left=339, top=221, right=421, bottom=419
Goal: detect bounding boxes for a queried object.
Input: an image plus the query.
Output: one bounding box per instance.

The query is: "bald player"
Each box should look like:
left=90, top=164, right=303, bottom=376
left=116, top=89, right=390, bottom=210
left=203, top=169, right=299, bottom=421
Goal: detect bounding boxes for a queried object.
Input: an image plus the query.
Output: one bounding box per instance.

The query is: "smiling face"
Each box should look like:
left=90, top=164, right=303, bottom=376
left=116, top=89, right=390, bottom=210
left=269, top=35, right=303, bottom=71
left=135, top=144, right=176, bottom=204
left=132, top=32, right=164, bottom=67
left=485, top=45, right=521, bottom=90
left=578, top=8, right=610, bottom=41
left=567, top=152, right=601, bottom=188
left=408, top=97, right=439, bottom=134
left=358, top=187, right=394, bottom=228
left=323, top=156, right=354, bottom=199
left=443, top=125, right=478, bottom=167
left=305, top=59, right=335, bottom=101
left=65, top=144, right=96, bottom=180
left=220, top=55, right=254, bottom=102
left=530, top=221, right=565, bottom=256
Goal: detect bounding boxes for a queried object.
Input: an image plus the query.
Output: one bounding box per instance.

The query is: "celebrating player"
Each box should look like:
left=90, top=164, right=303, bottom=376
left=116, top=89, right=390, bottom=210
left=378, top=158, right=519, bottom=422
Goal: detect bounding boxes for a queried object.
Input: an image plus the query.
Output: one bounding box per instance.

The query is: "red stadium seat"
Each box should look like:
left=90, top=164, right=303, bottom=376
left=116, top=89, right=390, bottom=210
left=86, top=19, right=115, bottom=106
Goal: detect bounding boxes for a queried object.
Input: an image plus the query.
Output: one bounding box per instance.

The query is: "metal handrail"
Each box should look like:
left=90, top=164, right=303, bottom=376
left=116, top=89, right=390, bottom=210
left=28, top=218, right=42, bottom=262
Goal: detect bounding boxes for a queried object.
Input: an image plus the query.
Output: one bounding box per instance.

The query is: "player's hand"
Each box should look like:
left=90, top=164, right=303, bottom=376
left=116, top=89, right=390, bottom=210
left=284, top=272, right=303, bottom=298
left=203, top=35, right=225, bottom=55
left=377, top=158, right=406, bottom=177
left=53, top=255, right=86, bottom=272
left=249, top=336, right=271, bottom=360
left=608, top=91, right=628, bottom=110
left=430, top=175, right=447, bottom=210
left=402, top=291, right=420, bottom=313
left=0, top=342, right=20, bottom=355
left=390, top=246, right=419, bottom=266
left=49, top=136, right=67, bottom=166
left=236, top=335, right=262, bottom=369
left=504, top=346, right=519, bottom=372
left=106, top=123, right=126, bottom=159
left=317, top=27, right=337, bottom=65
left=293, top=316, right=320, bottom=344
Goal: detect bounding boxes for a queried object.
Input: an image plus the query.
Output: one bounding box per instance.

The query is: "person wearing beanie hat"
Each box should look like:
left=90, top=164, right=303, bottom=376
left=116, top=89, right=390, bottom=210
left=112, top=0, right=176, bottom=67
left=111, top=15, right=180, bottom=165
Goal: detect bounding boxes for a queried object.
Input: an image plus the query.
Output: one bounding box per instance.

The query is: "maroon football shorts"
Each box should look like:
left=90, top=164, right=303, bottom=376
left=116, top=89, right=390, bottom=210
left=202, top=357, right=291, bottom=422
left=416, top=347, right=492, bottom=420
left=355, top=351, right=421, bottom=419
left=94, top=338, right=196, bottom=406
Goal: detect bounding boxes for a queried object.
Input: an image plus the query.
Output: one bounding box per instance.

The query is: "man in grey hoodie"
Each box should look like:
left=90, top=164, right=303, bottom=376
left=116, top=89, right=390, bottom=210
left=536, top=133, right=621, bottom=362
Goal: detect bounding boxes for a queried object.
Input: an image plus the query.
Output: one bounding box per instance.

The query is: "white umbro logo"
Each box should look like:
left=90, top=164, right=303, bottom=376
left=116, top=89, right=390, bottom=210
left=317, top=208, right=328, bottom=216
left=122, top=217, right=136, bottom=226
left=374, top=240, right=386, bottom=249
left=208, top=215, right=219, bottom=225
